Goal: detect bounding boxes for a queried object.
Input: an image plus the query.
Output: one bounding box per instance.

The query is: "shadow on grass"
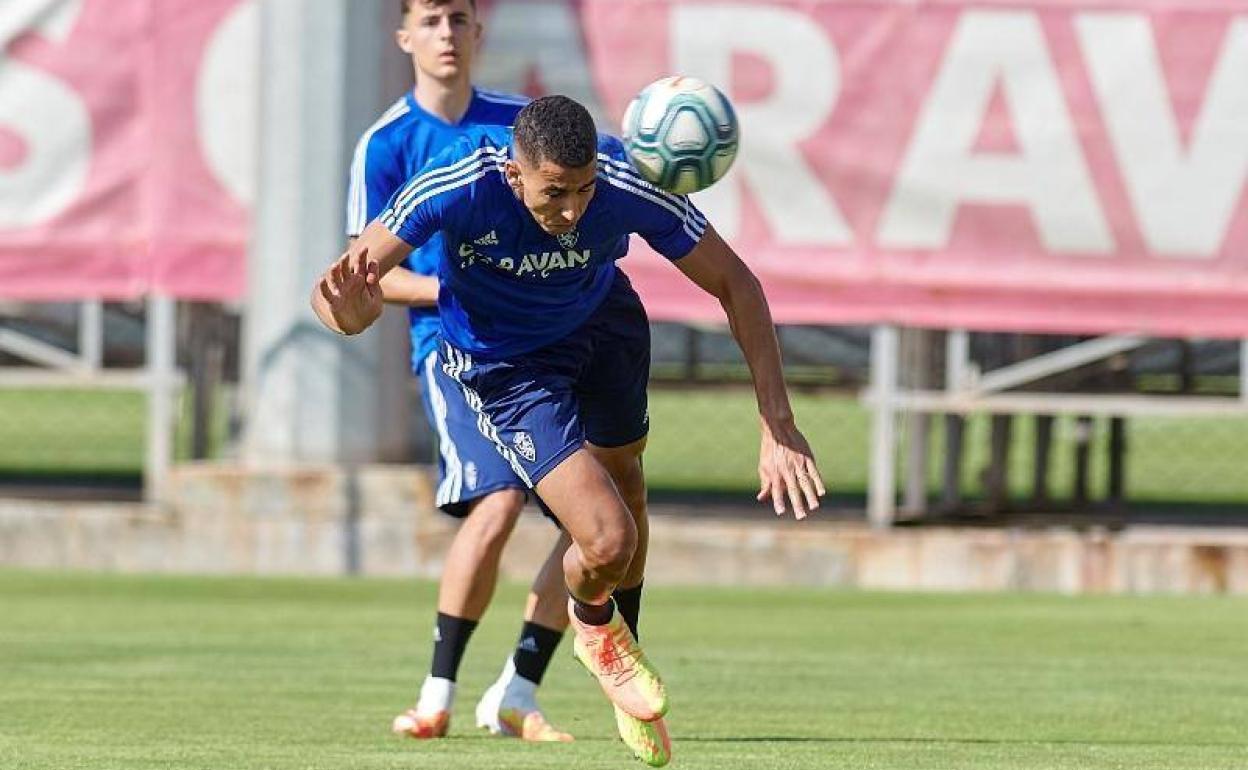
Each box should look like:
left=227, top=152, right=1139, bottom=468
left=0, top=470, right=142, bottom=501
left=896, top=499, right=1248, bottom=529
left=681, top=735, right=1248, bottom=748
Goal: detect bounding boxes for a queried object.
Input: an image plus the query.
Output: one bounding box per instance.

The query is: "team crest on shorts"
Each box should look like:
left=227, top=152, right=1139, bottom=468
left=557, top=229, right=579, bottom=249
left=512, top=431, right=537, bottom=463
left=464, top=462, right=479, bottom=491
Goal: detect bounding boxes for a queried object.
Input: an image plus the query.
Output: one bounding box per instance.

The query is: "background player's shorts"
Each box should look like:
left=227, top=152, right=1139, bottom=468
left=417, top=351, right=532, bottom=518
left=440, top=270, right=651, bottom=488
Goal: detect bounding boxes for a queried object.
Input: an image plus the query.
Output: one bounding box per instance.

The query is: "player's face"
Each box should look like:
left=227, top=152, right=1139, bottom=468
left=396, top=0, right=481, bottom=82
left=506, top=157, right=598, bottom=236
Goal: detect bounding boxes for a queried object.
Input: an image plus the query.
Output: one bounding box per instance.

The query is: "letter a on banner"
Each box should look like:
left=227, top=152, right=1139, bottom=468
left=878, top=10, right=1113, bottom=255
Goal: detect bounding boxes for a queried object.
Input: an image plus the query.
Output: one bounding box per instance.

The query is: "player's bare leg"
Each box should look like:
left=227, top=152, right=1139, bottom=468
left=476, top=530, right=575, bottom=742
left=588, top=439, right=670, bottom=766
left=535, top=449, right=667, bottom=722
left=524, top=530, right=576, bottom=630
left=588, top=438, right=649, bottom=620
left=394, top=489, right=524, bottom=739
left=439, top=489, right=526, bottom=618
left=538, top=450, right=637, bottom=604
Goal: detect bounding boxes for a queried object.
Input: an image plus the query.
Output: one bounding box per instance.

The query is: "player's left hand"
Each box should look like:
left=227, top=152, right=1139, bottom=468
left=318, top=247, right=382, bottom=335
left=757, top=421, right=825, bottom=520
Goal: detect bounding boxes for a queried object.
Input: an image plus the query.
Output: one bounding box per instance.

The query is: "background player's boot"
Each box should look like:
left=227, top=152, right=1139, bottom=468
left=475, top=674, right=574, bottom=742
left=615, top=705, right=672, bottom=767
left=391, top=708, right=449, bottom=739
left=391, top=676, right=453, bottom=739
left=569, top=600, right=668, bottom=721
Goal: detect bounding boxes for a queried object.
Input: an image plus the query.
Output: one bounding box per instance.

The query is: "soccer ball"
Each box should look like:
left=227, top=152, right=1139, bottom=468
left=621, top=76, right=739, bottom=195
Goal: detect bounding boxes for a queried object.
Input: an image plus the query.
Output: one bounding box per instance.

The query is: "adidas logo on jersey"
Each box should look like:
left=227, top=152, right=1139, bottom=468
left=474, top=230, right=499, bottom=246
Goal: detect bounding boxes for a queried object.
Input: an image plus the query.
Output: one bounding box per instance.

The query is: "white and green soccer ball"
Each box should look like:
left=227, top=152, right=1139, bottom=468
left=621, top=76, right=739, bottom=195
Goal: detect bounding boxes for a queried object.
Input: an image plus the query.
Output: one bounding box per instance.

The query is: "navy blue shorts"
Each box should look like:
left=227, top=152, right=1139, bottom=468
left=439, top=271, right=650, bottom=487
left=417, top=350, right=532, bottom=517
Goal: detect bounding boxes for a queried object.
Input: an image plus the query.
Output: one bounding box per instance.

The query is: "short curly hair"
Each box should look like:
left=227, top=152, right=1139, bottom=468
left=512, top=96, right=598, bottom=169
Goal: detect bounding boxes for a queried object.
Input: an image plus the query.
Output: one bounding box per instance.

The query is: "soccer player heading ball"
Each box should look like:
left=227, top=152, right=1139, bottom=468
left=314, top=92, right=825, bottom=765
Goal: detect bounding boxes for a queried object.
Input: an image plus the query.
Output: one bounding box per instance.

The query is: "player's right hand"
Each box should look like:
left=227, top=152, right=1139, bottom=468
left=757, top=420, right=825, bottom=520
left=318, top=247, right=382, bottom=335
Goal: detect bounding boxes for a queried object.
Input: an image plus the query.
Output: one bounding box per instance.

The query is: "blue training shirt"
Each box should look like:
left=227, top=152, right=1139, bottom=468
left=380, top=126, right=708, bottom=359
left=346, top=88, right=528, bottom=370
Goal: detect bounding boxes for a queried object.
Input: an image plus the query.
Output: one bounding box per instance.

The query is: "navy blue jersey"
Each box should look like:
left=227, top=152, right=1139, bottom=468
left=346, top=88, right=527, bottom=368
left=381, top=126, right=708, bottom=359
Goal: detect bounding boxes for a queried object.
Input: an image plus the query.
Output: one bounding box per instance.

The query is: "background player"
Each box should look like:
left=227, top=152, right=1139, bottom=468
left=347, top=0, right=571, bottom=743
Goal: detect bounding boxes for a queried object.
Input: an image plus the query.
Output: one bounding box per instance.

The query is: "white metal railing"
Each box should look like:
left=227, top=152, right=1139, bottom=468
left=864, top=325, right=1248, bottom=526
left=0, top=296, right=181, bottom=501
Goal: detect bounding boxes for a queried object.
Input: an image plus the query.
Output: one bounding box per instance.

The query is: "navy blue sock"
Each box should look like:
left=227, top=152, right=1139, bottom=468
left=571, top=594, right=614, bottom=626
left=612, top=583, right=644, bottom=640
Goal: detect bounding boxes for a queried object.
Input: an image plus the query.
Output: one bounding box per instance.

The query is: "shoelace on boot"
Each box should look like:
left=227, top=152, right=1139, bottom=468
left=587, top=625, right=643, bottom=685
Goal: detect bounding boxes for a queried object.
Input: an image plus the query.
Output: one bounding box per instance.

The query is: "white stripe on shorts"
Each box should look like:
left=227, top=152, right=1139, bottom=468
left=441, top=345, right=534, bottom=487
left=424, top=351, right=463, bottom=506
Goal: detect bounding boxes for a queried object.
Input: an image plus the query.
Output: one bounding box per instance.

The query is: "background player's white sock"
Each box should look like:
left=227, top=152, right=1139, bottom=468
left=498, top=659, right=538, bottom=707
left=415, top=675, right=456, bottom=715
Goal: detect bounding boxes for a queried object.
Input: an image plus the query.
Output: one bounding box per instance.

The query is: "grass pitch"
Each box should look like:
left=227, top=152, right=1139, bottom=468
left=2, top=571, right=1246, bottom=769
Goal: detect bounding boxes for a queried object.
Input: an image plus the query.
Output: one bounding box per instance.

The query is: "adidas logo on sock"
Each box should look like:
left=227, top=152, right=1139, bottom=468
left=517, top=636, right=539, bottom=654
left=474, top=230, right=499, bottom=246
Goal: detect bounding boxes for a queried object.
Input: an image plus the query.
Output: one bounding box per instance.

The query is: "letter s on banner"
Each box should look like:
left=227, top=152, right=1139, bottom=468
left=0, top=0, right=90, bottom=229
left=197, top=0, right=259, bottom=207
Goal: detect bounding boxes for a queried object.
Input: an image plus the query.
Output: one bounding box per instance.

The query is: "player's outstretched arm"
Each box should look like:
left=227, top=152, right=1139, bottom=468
left=674, top=226, right=826, bottom=519
left=345, top=237, right=440, bottom=308
left=312, top=220, right=414, bottom=335
left=378, top=266, right=439, bottom=307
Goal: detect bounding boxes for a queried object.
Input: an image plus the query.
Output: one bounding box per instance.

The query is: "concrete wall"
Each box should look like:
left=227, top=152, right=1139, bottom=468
left=3, top=463, right=1248, bottom=594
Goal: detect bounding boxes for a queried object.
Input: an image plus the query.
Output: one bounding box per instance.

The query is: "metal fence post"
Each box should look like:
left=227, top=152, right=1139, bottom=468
left=869, top=325, right=899, bottom=527
left=79, top=300, right=103, bottom=370
left=1241, top=340, right=1248, bottom=405
left=145, top=295, right=176, bottom=502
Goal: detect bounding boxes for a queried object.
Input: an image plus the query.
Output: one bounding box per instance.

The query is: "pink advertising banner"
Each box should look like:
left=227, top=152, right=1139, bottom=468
left=0, top=0, right=249, bottom=301
left=4, top=0, right=1248, bottom=339
left=533, top=0, right=1248, bottom=338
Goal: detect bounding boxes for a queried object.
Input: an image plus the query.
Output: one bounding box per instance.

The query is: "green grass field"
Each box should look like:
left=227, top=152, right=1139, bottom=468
left=5, top=386, right=1248, bottom=505
left=2, top=571, right=1246, bottom=770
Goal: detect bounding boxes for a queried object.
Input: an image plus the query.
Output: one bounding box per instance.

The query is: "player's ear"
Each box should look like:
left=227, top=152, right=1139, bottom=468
left=504, top=161, right=523, bottom=195
left=395, top=28, right=413, bottom=55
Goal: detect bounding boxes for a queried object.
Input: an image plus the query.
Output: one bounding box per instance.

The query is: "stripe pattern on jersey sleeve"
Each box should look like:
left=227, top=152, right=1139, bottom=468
left=346, top=97, right=411, bottom=236
left=596, top=153, right=709, bottom=243
left=381, top=145, right=509, bottom=236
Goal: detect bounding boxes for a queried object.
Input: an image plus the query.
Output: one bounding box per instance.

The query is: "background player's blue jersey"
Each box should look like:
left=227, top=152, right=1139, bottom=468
left=381, top=126, right=708, bottom=359
left=346, top=88, right=527, bottom=370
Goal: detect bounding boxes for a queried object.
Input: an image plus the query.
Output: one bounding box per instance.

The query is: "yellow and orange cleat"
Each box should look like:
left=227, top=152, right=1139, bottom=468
left=475, top=676, right=574, bottom=743
left=615, top=706, right=672, bottom=767
left=569, top=600, right=668, bottom=722
left=495, top=706, right=575, bottom=743
left=390, top=708, right=450, bottom=740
